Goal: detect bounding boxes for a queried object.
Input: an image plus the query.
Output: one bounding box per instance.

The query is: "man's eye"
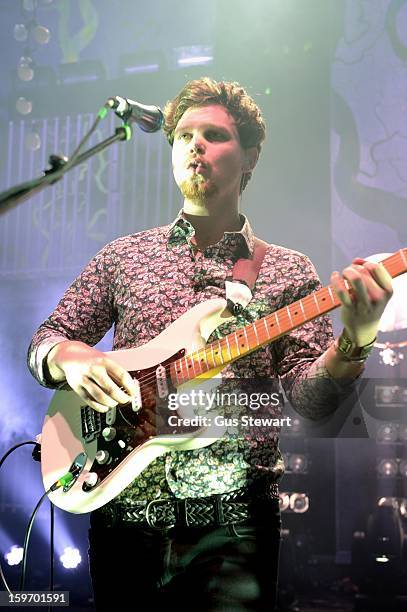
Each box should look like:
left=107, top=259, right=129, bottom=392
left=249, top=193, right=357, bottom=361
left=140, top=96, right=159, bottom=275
left=207, top=131, right=225, bottom=140
left=179, top=133, right=191, bottom=140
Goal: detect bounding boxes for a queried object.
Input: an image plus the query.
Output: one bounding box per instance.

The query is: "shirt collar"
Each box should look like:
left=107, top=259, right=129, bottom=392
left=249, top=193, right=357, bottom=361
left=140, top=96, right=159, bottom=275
left=166, top=209, right=255, bottom=256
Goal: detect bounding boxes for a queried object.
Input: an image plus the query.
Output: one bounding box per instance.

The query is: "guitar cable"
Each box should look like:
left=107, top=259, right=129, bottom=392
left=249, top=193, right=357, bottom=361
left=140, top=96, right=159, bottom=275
left=0, top=440, right=37, bottom=594
left=0, top=439, right=73, bottom=603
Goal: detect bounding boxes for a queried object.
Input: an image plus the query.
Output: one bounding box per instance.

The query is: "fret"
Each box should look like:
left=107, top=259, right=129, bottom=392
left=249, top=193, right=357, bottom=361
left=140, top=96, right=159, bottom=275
left=196, top=349, right=204, bottom=373
left=286, top=305, right=293, bottom=327
left=215, top=341, right=225, bottom=365
left=313, top=293, right=320, bottom=313
left=183, top=356, right=192, bottom=380
left=210, top=344, right=216, bottom=368
left=195, top=351, right=203, bottom=374
left=225, top=334, right=233, bottom=361
left=242, top=327, right=250, bottom=351
left=172, top=362, right=181, bottom=385
left=203, top=348, right=210, bottom=371
left=299, top=299, right=306, bottom=321
left=253, top=322, right=260, bottom=346
left=189, top=355, right=197, bottom=377
left=234, top=331, right=242, bottom=355
left=275, top=311, right=282, bottom=333
left=263, top=318, right=270, bottom=339
left=327, top=285, right=336, bottom=305
left=400, top=248, right=407, bottom=269
left=179, top=357, right=187, bottom=382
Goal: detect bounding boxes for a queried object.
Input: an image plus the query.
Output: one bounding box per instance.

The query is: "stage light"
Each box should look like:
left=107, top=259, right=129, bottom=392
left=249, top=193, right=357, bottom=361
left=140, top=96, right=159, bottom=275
left=376, top=423, right=398, bottom=443
left=124, top=63, right=159, bottom=74
left=377, top=459, right=398, bottom=478
left=380, top=347, right=404, bottom=366
left=173, top=45, right=214, bottom=68
left=377, top=496, right=407, bottom=518
left=376, top=385, right=397, bottom=405
left=279, top=492, right=290, bottom=512
left=14, top=24, right=28, bottom=42
left=399, top=499, right=407, bottom=517
left=378, top=497, right=399, bottom=508
left=16, top=97, right=32, bottom=115
left=17, top=56, right=34, bottom=82
left=119, top=52, right=162, bottom=75
left=4, top=545, right=23, bottom=566
left=375, top=384, right=407, bottom=408
left=375, top=555, right=390, bottom=563
left=178, top=54, right=213, bottom=67
left=290, top=493, right=309, bottom=514
left=58, top=61, right=106, bottom=85
left=60, top=547, right=81, bottom=569
left=288, top=454, right=308, bottom=474
left=32, top=24, right=51, bottom=45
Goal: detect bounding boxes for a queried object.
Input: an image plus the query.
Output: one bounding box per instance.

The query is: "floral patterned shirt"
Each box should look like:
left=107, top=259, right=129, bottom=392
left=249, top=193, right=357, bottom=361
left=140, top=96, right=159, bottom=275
left=28, top=211, right=357, bottom=504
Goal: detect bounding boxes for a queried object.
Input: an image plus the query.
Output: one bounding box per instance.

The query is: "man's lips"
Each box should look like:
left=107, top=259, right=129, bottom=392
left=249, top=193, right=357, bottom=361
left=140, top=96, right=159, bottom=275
left=187, top=159, right=207, bottom=170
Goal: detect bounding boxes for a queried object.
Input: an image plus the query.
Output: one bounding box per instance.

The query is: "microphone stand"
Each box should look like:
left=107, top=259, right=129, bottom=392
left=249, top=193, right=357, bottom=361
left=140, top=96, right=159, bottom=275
left=0, top=125, right=131, bottom=216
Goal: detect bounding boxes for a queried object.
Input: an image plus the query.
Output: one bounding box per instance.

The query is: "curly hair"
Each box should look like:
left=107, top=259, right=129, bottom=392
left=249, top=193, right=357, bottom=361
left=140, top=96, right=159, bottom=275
left=163, top=77, right=266, bottom=193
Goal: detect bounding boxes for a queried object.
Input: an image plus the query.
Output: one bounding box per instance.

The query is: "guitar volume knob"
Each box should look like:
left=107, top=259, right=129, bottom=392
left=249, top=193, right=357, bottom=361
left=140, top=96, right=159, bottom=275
left=84, top=472, right=98, bottom=487
left=102, top=426, right=116, bottom=442
left=95, top=450, right=110, bottom=464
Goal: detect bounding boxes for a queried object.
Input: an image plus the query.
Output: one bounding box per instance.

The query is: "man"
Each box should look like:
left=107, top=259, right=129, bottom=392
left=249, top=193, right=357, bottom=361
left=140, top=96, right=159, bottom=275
left=28, top=78, right=392, bottom=610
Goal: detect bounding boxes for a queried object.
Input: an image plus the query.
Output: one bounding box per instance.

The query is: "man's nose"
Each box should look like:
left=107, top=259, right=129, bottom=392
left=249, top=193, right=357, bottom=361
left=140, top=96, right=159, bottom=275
left=189, top=135, right=205, bottom=153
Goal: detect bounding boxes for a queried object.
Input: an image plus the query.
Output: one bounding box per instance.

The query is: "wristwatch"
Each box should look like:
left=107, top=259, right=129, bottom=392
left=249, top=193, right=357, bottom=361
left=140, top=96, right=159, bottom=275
left=335, top=330, right=376, bottom=363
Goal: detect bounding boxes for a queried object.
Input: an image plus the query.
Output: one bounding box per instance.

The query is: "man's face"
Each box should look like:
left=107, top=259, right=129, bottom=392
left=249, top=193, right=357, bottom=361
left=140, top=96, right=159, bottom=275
left=172, top=104, right=246, bottom=207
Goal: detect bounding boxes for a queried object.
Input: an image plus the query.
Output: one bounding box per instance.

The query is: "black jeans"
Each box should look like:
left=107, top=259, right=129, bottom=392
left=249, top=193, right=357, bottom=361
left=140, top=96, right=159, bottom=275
left=88, top=499, right=281, bottom=611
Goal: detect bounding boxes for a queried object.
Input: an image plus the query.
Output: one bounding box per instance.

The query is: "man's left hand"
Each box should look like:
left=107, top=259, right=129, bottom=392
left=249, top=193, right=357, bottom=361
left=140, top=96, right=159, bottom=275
left=331, top=257, right=393, bottom=346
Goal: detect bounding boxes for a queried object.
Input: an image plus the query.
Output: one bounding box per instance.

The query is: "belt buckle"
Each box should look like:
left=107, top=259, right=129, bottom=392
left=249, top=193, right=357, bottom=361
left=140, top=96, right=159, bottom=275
left=145, top=499, right=175, bottom=530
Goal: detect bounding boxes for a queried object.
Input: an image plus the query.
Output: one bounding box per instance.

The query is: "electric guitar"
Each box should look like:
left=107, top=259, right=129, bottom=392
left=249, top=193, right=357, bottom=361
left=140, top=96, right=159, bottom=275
left=41, top=249, right=407, bottom=513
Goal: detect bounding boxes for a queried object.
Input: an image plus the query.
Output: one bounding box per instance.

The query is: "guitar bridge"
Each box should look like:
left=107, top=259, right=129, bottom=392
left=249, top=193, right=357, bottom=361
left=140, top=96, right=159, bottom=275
left=81, top=405, right=102, bottom=442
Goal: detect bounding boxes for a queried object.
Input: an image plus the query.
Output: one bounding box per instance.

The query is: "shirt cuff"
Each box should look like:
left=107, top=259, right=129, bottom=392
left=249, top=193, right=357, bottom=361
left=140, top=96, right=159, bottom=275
left=307, top=349, right=365, bottom=390
left=29, top=335, right=68, bottom=388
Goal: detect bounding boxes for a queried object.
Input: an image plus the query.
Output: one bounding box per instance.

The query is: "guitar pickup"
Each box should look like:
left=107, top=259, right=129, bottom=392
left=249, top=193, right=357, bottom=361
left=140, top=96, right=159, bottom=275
left=156, top=364, right=169, bottom=399
left=81, top=406, right=102, bottom=442
left=131, top=379, right=142, bottom=412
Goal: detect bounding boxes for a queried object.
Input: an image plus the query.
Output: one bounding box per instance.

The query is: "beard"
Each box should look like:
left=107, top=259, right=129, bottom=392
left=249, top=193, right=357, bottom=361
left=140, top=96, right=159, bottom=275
left=179, top=174, right=218, bottom=204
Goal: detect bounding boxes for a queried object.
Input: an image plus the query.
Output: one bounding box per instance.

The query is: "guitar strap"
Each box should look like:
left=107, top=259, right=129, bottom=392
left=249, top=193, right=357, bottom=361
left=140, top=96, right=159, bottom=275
left=226, top=237, right=269, bottom=317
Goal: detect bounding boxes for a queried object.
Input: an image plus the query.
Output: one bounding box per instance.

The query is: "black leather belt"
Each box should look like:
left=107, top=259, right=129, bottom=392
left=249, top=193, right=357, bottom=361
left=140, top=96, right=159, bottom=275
left=92, top=484, right=279, bottom=530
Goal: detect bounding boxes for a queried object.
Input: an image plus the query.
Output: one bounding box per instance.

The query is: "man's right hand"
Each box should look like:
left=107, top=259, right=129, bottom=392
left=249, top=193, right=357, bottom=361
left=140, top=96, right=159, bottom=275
left=46, top=340, right=137, bottom=413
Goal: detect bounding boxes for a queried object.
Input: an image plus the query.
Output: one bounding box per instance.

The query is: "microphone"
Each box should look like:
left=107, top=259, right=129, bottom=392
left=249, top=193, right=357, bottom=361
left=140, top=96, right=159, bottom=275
left=108, top=96, right=164, bottom=133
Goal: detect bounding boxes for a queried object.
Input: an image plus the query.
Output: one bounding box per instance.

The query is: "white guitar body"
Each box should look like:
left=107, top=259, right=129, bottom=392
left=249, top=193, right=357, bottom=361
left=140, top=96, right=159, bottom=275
left=41, top=298, right=231, bottom=514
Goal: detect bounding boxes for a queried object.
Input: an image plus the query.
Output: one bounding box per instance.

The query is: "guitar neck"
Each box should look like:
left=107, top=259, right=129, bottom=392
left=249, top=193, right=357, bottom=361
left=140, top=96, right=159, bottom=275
left=170, top=249, right=407, bottom=385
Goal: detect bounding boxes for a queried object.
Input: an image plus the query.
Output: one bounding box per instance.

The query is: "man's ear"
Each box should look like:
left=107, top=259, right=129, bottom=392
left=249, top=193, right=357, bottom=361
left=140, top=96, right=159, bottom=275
left=242, top=146, right=259, bottom=173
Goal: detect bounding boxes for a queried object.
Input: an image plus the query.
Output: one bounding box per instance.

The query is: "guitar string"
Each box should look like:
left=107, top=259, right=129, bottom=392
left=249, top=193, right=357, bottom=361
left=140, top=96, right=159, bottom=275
left=123, top=255, right=403, bottom=395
